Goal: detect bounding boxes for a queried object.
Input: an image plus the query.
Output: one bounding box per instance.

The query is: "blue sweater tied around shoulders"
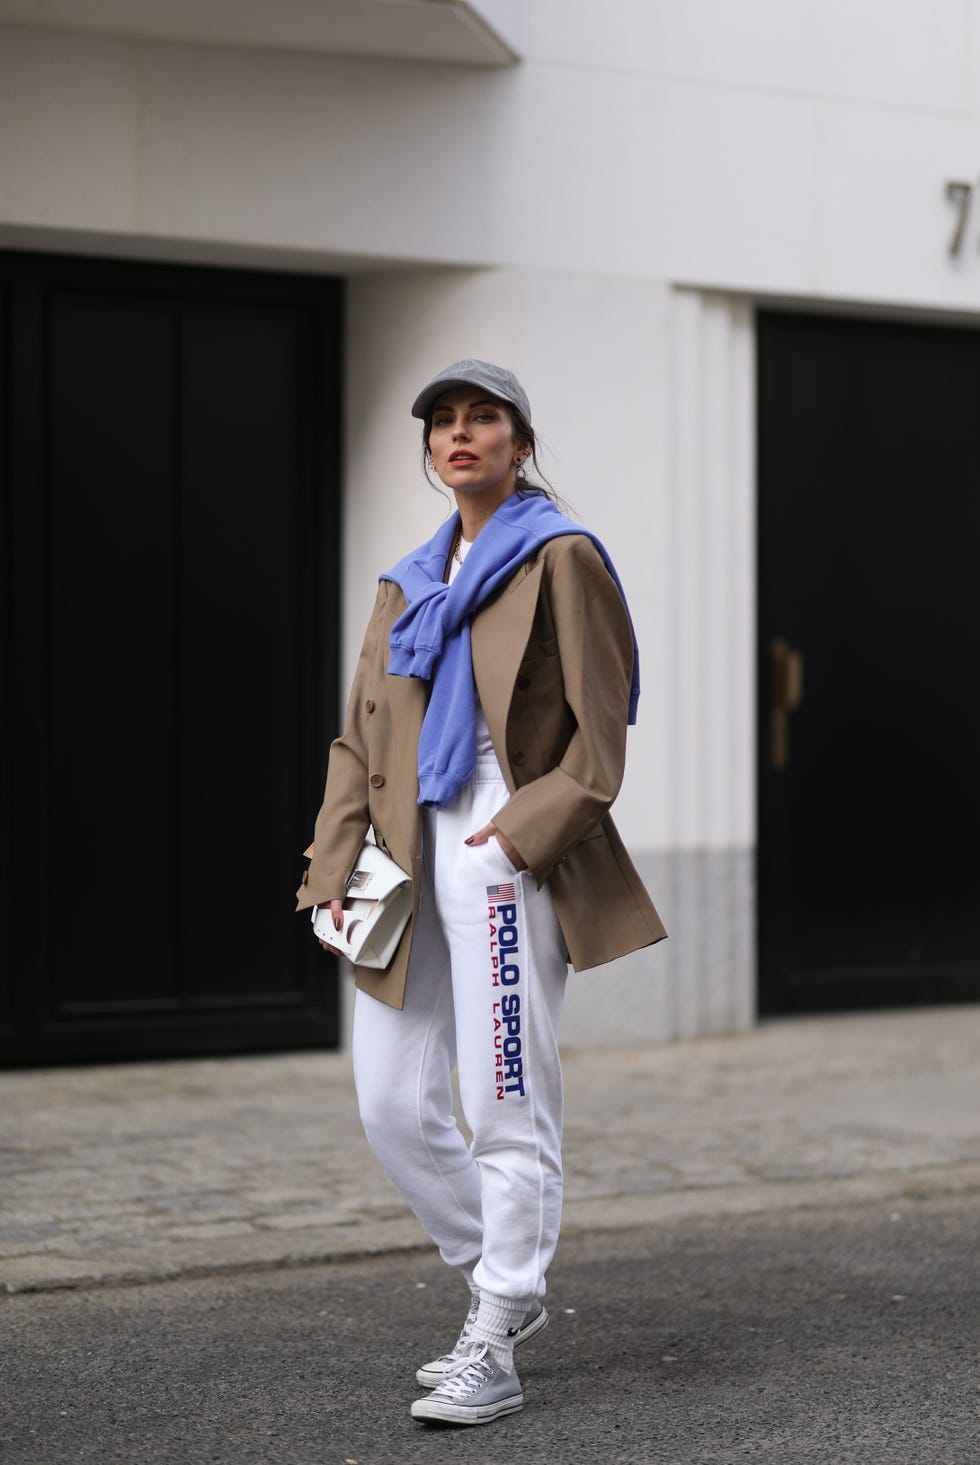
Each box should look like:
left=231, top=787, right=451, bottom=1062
left=381, top=493, right=639, bottom=809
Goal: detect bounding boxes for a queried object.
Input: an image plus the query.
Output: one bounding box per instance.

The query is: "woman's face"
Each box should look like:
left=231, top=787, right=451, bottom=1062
left=427, top=386, right=527, bottom=499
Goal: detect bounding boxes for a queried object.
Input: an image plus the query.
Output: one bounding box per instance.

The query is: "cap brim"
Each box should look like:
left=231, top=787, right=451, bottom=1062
left=411, top=377, right=482, bottom=420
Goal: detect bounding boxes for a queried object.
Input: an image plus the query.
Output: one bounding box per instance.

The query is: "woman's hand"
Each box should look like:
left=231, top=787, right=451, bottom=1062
left=465, top=822, right=527, bottom=872
left=317, top=898, right=345, bottom=955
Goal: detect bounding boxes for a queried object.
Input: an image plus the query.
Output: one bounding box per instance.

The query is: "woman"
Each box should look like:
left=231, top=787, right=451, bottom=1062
left=297, top=359, right=667, bottom=1427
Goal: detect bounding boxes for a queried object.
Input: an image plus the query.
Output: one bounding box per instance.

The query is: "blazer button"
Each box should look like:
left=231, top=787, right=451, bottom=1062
left=300, top=869, right=309, bottom=885
left=370, top=772, right=385, bottom=788
left=365, top=699, right=376, bottom=713
left=516, top=675, right=530, bottom=691
left=512, top=750, right=525, bottom=767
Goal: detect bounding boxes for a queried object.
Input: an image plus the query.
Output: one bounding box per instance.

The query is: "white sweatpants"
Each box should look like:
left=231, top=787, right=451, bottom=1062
left=352, top=754, right=569, bottom=1301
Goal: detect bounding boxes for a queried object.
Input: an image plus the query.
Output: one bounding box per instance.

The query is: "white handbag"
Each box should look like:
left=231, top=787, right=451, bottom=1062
left=310, top=839, right=413, bottom=970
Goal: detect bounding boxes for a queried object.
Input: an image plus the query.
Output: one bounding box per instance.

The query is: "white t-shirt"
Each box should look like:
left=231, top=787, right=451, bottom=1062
left=449, top=536, right=496, bottom=761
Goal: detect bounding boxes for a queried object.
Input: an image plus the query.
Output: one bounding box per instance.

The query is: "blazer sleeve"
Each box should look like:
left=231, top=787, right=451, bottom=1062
left=295, top=581, right=389, bottom=913
left=491, top=537, right=634, bottom=883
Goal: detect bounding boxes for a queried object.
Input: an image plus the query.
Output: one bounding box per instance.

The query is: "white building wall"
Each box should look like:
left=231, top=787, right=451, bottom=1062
left=343, top=270, right=757, bottom=1046
left=3, top=2, right=980, bottom=1043
left=3, top=5, right=980, bottom=305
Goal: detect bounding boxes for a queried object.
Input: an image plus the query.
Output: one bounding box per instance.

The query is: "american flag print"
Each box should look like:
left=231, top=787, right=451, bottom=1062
left=486, top=882, right=515, bottom=901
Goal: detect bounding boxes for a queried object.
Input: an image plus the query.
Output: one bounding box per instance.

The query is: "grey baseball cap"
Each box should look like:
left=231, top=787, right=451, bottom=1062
left=411, top=358, right=532, bottom=424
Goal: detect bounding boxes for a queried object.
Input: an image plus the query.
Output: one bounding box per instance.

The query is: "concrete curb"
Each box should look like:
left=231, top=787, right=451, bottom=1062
left=3, top=1007, right=978, bottom=1297
left=4, top=1160, right=978, bottom=1297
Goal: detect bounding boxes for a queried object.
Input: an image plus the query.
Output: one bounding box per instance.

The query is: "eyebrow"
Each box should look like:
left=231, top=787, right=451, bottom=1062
left=432, top=398, right=499, bottom=413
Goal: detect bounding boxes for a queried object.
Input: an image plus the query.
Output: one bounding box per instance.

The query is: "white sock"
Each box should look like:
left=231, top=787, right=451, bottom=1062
left=470, top=1291, right=531, bottom=1374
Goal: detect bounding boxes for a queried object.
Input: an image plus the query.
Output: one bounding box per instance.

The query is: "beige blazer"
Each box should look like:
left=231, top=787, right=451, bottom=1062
left=297, top=532, right=668, bottom=1008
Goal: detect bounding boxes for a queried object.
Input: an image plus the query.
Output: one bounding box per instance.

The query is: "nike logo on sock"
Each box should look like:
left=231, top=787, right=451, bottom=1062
left=506, top=1326, right=519, bottom=1336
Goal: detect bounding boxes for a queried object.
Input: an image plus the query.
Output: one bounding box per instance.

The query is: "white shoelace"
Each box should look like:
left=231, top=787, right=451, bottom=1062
left=435, top=1343, right=495, bottom=1400
left=442, top=1296, right=480, bottom=1363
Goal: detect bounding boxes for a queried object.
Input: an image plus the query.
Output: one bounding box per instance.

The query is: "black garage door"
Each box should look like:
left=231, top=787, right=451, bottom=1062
left=1, top=251, right=342, bottom=1065
left=757, top=308, right=980, bottom=1015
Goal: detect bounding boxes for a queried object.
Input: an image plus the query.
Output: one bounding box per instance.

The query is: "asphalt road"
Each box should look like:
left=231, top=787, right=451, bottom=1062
left=1, top=1193, right=976, bottom=1465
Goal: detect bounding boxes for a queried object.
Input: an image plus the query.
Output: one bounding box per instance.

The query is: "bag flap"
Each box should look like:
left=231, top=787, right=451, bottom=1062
left=345, top=841, right=411, bottom=901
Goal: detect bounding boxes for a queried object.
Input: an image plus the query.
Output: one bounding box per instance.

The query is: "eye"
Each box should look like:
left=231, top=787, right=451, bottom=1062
left=432, top=414, right=452, bottom=427
left=474, top=412, right=496, bottom=423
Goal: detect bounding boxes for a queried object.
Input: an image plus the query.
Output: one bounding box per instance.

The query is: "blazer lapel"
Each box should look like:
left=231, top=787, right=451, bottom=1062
left=384, top=592, right=428, bottom=851
left=386, top=666, right=428, bottom=754
left=471, top=556, right=544, bottom=784
left=383, top=589, right=427, bottom=757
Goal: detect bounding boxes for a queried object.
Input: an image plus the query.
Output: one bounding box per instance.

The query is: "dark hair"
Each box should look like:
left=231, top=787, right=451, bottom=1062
left=421, top=396, right=568, bottom=510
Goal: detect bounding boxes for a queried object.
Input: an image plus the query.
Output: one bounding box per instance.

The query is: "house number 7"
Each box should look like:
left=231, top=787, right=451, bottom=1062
left=946, top=179, right=977, bottom=255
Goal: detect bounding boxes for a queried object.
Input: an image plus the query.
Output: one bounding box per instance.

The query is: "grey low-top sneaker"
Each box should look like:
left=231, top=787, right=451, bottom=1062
left=416, top=1296, right=548, bottom=1387
left=410, top=1342, right=523, bottom=1426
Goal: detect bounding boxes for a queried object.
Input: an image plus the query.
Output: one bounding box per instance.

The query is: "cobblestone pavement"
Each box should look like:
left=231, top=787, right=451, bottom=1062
left=1, top=1006, right=978, bottom=1294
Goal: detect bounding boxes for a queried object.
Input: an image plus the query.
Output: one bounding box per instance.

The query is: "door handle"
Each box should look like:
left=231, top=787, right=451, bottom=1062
left=771, top=638, right=804, bottom=770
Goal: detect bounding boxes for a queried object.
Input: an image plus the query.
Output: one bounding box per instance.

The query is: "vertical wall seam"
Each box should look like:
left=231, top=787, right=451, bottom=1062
left=668, top=285, right=757, bottom=1036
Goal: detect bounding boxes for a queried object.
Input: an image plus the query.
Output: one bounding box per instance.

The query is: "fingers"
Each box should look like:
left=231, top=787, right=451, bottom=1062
left=463, top=821, right=527, bottom=871
left=315, top=898, right=345, bottom=955
left=465, top=821, right=495, bottom=846
left=320, top=902, right=343, bottom=954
